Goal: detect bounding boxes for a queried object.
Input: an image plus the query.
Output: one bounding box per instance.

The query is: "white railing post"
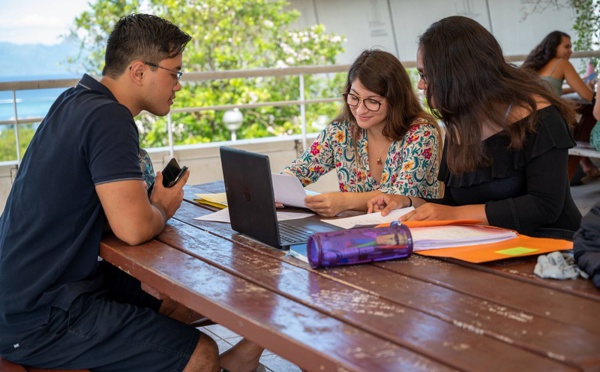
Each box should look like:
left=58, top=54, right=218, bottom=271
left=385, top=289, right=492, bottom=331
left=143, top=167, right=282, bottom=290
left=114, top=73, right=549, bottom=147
left=167, top=112, right=174, bottom=158
left=11, top=90, right=21, bottom=165
left=299, top=74, right=307, bottom=151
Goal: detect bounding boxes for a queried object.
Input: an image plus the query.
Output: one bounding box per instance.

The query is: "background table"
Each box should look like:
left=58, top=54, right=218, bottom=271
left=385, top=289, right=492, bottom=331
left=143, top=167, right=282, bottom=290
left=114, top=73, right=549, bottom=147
left=99, top=182, right=600, bottom=371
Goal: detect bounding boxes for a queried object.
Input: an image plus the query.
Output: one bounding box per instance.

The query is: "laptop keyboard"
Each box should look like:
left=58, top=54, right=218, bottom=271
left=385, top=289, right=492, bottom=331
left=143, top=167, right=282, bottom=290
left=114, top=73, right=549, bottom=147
left=278, top=223, right=314, bottom=245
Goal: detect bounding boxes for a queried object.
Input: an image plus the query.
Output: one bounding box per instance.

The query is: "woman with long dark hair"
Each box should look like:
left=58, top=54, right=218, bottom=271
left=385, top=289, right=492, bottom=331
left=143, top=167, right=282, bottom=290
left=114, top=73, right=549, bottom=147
left=522, top=30, right=599, bottom=181
left=368, top=16, right=582, bottom=238
left=522, top=31, right=594, bottom=99
left=284, top=49, right=442, bottom=217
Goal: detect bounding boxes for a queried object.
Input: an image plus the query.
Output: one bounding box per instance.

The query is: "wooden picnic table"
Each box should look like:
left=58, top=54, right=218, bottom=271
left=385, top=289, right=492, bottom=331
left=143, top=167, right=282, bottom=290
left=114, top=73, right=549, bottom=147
left=99, top=182, right=600, bottom=372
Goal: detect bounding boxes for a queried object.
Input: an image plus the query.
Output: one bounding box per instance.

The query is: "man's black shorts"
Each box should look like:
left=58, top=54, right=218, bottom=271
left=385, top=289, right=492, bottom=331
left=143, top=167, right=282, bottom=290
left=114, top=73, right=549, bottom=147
left=0, top=262, right=202, bottom=371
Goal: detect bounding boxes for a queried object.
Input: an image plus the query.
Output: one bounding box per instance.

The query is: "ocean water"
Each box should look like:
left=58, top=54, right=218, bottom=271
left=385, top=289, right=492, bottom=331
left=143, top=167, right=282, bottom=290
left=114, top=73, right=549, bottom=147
left=0, top=74, right=81, bottom=121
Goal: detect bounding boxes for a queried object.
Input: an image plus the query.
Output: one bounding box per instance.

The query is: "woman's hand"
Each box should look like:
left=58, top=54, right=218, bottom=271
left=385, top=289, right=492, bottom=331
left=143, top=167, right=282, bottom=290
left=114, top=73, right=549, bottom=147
left=367, top=194, right=406, bottom=216
left=399, top=203, right=455, bottom=221
left=304, top=192, right=348, bottom=217
left=400, top=203, right=488, bottom=223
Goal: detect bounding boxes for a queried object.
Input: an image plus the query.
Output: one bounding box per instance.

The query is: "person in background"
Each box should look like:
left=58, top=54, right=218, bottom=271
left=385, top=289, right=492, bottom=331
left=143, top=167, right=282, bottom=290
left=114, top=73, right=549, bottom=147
left=0, top=14, right=262, bottom=372
left=522, top=31, right=594, bottom=99
left=573, top=201, right=600, bottom=288
left=594, top=84, right=600, bottom=121
left=283, top=49, right=442, bottom=217
left=368, top=16, right=582, bottom=239
left=576, top=95, right=600, bottom=288
left=522, top=30, right=600, bottom=183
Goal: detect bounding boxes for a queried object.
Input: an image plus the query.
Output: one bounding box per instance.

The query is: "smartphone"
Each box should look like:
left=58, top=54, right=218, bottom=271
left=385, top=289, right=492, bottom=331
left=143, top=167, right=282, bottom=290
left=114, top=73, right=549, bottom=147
left=161, top=158, right=188, bottom=188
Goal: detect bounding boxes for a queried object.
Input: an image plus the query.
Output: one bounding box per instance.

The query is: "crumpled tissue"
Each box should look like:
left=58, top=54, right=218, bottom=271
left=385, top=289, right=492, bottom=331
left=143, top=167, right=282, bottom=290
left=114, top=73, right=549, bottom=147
left=534, top=251, right=589, bottom=280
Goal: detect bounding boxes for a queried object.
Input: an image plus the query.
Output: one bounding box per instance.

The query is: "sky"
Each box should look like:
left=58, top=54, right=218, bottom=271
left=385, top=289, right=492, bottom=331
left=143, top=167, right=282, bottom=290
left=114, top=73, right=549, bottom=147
left=0, top=0, right=91, bottom=45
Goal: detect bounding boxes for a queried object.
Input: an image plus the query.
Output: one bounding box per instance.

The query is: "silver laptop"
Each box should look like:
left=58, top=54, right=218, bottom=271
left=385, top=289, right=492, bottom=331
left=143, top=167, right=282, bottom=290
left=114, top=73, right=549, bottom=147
left=220, top=146, right=340, bottom=249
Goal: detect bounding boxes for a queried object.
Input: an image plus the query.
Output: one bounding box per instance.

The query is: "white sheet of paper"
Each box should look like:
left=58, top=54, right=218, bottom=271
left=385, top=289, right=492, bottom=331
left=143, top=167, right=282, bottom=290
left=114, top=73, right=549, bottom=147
left=320, top=207, right=415, bottom=229
left=271, top=173, right=313, bottom=209
left=194, top=207, right=314, bottom=223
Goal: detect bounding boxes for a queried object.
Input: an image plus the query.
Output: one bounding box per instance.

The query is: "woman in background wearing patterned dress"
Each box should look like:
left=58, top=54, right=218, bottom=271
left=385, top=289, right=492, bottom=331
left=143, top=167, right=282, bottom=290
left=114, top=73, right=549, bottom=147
left=283, top=49, right=442, bottom=217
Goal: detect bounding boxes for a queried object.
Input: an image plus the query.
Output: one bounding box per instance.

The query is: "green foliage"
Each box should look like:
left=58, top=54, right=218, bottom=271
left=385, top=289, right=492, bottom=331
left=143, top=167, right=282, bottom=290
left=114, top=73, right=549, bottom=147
left=66, top=0, right=346, bottom=147
left=571, top=0, right=600, bottom=52
left=570, top=0, right=600, bottom=69
left=0, top=125, right=38, bottom=161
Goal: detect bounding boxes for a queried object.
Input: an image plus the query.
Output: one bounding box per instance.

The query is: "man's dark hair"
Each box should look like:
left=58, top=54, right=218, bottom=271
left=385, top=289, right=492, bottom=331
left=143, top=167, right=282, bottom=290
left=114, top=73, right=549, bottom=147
left=102, top=14, right=192, bottom=78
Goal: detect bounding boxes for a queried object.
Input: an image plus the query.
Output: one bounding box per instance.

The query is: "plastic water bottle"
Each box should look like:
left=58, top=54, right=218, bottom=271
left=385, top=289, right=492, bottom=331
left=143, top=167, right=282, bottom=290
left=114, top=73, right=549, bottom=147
left=306, top=221, right=413, bottom=269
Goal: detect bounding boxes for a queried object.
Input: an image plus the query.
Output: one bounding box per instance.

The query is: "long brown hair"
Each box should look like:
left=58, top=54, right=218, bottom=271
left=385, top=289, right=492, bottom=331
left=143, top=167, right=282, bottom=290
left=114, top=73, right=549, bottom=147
left=337, top=49, right=435, bottom=148
left=521, top=31, right=571, bottom=72
left=418, top=16, right=575, bottom=174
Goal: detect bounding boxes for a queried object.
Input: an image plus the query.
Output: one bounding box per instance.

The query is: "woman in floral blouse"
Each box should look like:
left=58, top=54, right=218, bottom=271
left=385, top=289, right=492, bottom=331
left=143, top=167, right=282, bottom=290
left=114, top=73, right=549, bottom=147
left=283, top=49, right=442, bottom=217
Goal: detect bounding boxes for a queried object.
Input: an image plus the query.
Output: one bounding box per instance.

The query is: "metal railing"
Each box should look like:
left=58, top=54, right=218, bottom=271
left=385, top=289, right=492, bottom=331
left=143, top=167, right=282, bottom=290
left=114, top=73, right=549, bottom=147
left=2, top=51, right=600, bottom=164
left=0, top=64, right=355, bottom=164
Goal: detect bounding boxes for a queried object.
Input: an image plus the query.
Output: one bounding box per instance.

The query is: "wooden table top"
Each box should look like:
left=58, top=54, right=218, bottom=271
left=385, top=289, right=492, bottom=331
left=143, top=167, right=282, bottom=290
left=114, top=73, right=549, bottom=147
left=99, top=182, right=600, bottom=372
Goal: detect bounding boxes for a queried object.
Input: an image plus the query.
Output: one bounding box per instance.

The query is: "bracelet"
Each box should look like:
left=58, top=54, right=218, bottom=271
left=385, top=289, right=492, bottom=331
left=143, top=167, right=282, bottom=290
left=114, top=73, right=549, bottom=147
left=406, top=196, right=413, bottom=208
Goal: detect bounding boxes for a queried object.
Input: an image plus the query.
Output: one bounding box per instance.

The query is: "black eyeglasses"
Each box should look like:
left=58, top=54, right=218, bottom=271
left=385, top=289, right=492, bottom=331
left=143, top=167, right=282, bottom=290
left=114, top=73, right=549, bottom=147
left=144, top=61, right=183, bottom=80
left=343, top=93, right=383, bottom=112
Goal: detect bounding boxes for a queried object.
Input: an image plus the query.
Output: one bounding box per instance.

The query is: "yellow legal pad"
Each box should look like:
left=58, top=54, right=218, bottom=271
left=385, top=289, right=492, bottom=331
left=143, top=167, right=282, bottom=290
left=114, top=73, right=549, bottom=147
left=194, top=193, right=228, bottom=209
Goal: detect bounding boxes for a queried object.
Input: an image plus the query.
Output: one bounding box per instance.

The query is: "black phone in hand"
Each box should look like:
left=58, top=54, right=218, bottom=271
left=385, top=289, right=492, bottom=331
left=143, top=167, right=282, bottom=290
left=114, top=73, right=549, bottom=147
left=161, top=158, right=188, bottom=188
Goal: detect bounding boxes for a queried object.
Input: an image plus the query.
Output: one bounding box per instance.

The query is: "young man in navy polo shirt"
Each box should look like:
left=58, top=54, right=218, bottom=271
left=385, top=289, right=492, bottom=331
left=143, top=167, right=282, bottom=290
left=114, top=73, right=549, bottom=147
left=0, top=14, right=262, bottom=372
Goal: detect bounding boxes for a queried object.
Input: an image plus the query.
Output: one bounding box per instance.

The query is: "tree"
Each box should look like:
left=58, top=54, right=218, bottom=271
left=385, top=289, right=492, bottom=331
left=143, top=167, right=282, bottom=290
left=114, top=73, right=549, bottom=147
left=67, top=0, right=346, bottom=147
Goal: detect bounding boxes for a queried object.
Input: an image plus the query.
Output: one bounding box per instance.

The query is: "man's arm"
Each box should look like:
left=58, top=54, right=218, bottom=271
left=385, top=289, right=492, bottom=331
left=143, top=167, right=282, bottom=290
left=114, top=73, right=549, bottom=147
left=96, top=170, right=190, bottom=245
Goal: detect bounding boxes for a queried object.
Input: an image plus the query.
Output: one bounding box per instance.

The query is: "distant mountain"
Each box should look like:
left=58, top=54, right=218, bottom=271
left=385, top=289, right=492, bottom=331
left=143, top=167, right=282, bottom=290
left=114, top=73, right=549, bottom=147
left=0, top=41, right=87, bottom=79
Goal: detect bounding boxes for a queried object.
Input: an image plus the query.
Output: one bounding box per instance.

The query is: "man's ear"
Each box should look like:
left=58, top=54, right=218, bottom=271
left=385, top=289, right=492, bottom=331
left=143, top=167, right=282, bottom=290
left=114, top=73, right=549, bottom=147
left=129, top=61, right=145, bottom=84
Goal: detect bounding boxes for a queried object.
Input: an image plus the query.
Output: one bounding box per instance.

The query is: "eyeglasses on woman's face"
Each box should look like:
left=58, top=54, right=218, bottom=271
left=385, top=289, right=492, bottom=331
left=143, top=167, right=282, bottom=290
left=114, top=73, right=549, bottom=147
left=343, top=93, right=383, bottom=112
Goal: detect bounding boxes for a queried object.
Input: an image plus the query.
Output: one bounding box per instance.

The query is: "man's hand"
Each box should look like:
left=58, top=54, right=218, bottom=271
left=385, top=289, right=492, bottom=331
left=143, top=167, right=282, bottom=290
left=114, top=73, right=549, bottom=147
left=151, top=169, right=190, bottom=220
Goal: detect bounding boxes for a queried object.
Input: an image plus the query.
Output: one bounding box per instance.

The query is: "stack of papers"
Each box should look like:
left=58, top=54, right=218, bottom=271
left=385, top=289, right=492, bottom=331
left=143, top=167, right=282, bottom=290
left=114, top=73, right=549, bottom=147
left=194, top=193, right=228, bottom=209
left=409, top=225, right=517, bottom=251
left=318, top=214, right=517, bottom=251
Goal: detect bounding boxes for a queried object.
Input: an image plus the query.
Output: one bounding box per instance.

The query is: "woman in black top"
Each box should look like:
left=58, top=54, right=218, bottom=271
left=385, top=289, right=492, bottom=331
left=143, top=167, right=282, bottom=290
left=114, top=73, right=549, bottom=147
left=368, top=16, right=582, bottom=238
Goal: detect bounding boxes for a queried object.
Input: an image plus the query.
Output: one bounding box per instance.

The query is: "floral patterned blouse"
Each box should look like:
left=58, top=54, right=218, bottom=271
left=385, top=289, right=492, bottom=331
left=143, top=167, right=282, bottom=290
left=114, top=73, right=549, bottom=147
left=283, top=117, right=442, bottom=198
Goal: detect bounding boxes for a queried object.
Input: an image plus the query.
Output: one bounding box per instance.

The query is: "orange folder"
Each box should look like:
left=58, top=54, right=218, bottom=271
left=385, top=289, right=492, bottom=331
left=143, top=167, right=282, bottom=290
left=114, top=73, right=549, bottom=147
left=376, top=220, right=572, bottom=263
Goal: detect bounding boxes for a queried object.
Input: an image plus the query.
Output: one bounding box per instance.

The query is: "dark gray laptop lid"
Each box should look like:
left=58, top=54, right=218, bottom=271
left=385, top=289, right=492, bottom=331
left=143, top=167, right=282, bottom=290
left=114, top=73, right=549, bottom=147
left=220, top=146, right=341, bottom=249
left=220, top=146, right=282, bottom=248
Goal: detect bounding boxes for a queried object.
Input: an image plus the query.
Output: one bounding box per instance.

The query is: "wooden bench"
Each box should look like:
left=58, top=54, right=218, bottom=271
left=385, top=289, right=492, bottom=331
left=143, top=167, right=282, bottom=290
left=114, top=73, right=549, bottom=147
left=0, top=357, right=89, bottom=372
